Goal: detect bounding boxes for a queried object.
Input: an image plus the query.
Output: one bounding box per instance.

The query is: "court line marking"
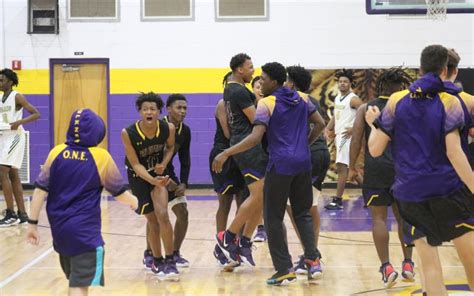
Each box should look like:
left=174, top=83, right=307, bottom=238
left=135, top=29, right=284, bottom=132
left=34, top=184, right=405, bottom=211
left=0, top=246, right=54, bottom=288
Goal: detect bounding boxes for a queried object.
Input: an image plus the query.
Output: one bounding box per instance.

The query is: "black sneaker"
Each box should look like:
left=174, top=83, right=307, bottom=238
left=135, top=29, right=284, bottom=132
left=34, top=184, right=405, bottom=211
left=17, top=211, right=29, bottom=224
left=324, top=197, right=343, bottom=210
left=0, top=209, right=19, bottom=227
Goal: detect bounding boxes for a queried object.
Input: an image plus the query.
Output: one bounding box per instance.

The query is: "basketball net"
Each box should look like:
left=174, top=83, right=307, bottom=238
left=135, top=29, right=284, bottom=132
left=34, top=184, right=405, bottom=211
left=425, top=0, right=448, bottom=20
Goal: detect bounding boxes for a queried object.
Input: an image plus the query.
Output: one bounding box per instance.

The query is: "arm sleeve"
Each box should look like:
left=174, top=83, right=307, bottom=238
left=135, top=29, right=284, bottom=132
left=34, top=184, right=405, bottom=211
left=34, top=144, right=67, bottom=192
left=178, top=126, right=191, bottom=186
left=254, top=100, right=271, bottom=126
left=234, top=88, right=256, bottom=110
left=307, top=100, right=316, bottom=117
left=91, top=148, right=127, bottom=196
left=443, top=95, right=465, bottom=134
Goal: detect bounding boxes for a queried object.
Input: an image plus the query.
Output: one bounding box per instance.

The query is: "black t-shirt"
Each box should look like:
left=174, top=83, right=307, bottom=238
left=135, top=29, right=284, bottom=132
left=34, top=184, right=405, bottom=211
left=125, top=120, right=170, bottom=174
left=213, top=116, right=230, bottom=150
left=223, top=82, right=256, bottom=145
left=309, top=96, right=328, bottom=152
left=164, top=116, right=191, bottom=185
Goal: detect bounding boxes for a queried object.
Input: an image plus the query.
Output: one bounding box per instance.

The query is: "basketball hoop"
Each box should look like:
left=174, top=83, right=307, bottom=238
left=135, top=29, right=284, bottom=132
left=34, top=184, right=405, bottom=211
left=425, top=0, right=448, bottom=20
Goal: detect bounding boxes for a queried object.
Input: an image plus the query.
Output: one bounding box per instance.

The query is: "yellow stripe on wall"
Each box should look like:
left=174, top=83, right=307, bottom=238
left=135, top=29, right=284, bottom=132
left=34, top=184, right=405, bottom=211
left=14, top=68, right=262, bottom=95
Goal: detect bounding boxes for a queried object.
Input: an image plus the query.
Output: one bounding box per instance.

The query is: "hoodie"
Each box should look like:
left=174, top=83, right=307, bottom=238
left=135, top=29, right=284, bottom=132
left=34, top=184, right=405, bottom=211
left=254, top=86, right=316, bottom=176
left=376, top=73, right=464, bottom=202
left=35, top=109, right=127, bottom=256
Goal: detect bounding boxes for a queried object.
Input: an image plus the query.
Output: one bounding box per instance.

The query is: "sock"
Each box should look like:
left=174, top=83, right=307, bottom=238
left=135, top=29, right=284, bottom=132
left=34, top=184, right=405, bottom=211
left=153, top=256, right=164, bottom=264
left=225, top=230, right=237, bottom=244
left=240, top=236, right=252, bottom=248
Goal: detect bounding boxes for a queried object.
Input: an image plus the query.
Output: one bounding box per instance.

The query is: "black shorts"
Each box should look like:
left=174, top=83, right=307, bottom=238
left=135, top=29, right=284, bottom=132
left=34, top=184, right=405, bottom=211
left=362, top=187, right=394, bottom=207
left=232, top=144, right=268, bottom=185
left=59, top=247, right=105, bottom=287
left=402, top=220, right=426, bottom=247
left=127, top=170, right=155, bottom=215
left=311, top=149, right=330, bottom=191
left=209, top=146, right=246, bottom=194
left=396, top=186, right=474, bottom=246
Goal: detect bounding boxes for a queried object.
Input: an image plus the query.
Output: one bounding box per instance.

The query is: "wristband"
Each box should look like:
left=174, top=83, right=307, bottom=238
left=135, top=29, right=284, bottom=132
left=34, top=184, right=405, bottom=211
left=28, top=219, right=39, bottom=225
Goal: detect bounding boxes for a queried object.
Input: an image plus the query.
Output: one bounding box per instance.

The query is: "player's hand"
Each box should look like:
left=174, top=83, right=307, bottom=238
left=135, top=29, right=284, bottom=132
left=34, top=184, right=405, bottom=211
left=26, top=225, right=40, bottom=245
left=342, top=127, right=353, bottom=139
left=365, top=105, right=381, bottom=126
left=212, top=151, right=229, bottom=173
left=174, top=183, right=186, bottom=197
left=9, top=121, right=20, bottom=130
left=153, top=175, right=170, bottom=187
left=325, top=128, right=335, bottom=140
left=154, top=163, right=166, bottom=175
left=348, top=167, right=358, bottom=183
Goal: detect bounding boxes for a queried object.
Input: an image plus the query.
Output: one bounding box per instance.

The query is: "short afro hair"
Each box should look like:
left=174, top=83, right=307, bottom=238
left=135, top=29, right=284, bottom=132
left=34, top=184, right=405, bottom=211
left=261, top=62, right=287, bottom=86
left=335, top=69, right=354, bottom=83
left=0, top=68, right=18, bottom=87
left=166, top=94, right=187, bottom=107
left=230, top=53, right=251, bottom=71
left=135, top=92, right=164, bottom=111
left=420, top=44, right=448, bottom=75
left=286, top=65, right=312, bottom=92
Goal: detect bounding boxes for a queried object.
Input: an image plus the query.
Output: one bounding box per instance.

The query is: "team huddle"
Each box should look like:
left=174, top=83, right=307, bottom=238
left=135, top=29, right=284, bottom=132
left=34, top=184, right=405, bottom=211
left=0, top=44, right=471, bottom=295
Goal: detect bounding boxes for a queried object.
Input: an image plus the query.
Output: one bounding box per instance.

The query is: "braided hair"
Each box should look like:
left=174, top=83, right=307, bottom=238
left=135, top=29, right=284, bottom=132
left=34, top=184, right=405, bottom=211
left=375, top=67, right=413, bottom=97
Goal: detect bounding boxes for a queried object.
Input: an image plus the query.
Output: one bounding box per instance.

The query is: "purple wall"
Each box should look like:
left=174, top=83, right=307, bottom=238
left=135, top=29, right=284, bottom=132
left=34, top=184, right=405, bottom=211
left=26, top=93, right=221, bottom=185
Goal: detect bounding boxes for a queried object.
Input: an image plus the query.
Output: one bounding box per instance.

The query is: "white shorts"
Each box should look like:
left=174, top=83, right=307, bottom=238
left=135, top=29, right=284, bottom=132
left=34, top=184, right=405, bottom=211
left=335, top=135, right=351, bottom=166
left=169, top=195, right=187, bottom=209
left=287, top=188, right=320, bottom=207
left=0, top=131, right=25, bottom=169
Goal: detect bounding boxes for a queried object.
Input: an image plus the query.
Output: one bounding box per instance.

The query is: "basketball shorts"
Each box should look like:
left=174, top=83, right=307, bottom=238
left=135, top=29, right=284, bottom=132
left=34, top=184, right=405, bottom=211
left=396, top=185, right=474, bottom=246
left=0, top=131, right=26, bottom=169
left=209, top=146, right=246, bottom=194
left=362, top=187, right=394, bottom=207
left=59, top=246, right=105, bottom=287
left=127, top=169, right=155, bottom=215
left=311, top=149, right=330, bottom=191
left=335, top=135, right=350, bottom=166
left=232, top=144, right=268, bottom=185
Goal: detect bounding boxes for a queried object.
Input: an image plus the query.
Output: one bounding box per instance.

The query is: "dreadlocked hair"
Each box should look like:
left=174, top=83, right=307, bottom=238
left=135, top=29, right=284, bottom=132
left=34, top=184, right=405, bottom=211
left=375, top=67, right=414, bottom=97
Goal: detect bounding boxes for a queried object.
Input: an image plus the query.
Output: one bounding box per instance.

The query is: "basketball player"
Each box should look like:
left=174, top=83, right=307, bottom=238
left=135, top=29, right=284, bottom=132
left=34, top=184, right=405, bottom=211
left=0, top=68, right=40, bottom=227
left=251, top=75, right=268, bottom=243
left=213, top=62, right=323, bottom=285
left=366, top=45, right=474, bottom=294
left=283, top=65, right=327, bottom=276
left=325, top=70, right=363, bottom=210
left=27, top=109, right=138, bottom=296
left=348, top=67, right=415, bottom=288
left=442, top=49, right=474, bottom=167
left=214, top=53, right=267, bottom=267
left=122, top=92, right=179, bottom=280
left=211, top=72, right=248, bottom=269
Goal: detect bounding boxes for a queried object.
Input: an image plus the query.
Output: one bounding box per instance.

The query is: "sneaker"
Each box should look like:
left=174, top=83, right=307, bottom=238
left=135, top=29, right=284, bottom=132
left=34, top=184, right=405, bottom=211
left=304, top=258, right=323, bottom=281
left=0, top=209, right=19, bottom=227
left=324, top=197, right=343, bottom=210
left=266, top=270, right=297, bottom=286
left=380, top=263, right=398, bottom=288
left=17, top=211, right=28, bottom=224
left=151, top=259, right=165, bottom=277
left=253, top=225, right=267, bottom=242
left=173, top=251, right=190, bottom=268
left=216, top=231, right=239, bottom=263
left=294, top=256, right=307, bottom=275
left=163, top=259, right=180, bottom=281
left=238, top=239, right=256, bottom=267
left=143, top=250, right=153, bottom=269
left=401, top=259, right=415, bottom=282
left=213, top=244, right=239, bottom=272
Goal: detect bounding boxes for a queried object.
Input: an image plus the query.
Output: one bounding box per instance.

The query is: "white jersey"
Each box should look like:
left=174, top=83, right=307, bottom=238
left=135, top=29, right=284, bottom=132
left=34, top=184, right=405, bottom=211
left=334, top=92, right=357, bottom=136
left=0, top=90, right=23, bottom=133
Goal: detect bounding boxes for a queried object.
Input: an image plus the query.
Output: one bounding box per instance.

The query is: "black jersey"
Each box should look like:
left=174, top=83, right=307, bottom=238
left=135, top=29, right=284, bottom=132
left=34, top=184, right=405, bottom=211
left=223, top=82, right=256, bottom=145
left=213, top=116, right=230, bottom=150
left=163, top=116, right=191, bottom=185
left=309, top=96, right=328, bottom=152
left=363, top=97, right=394, bottom=188
left=125, top=120, right=170, bottom=174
